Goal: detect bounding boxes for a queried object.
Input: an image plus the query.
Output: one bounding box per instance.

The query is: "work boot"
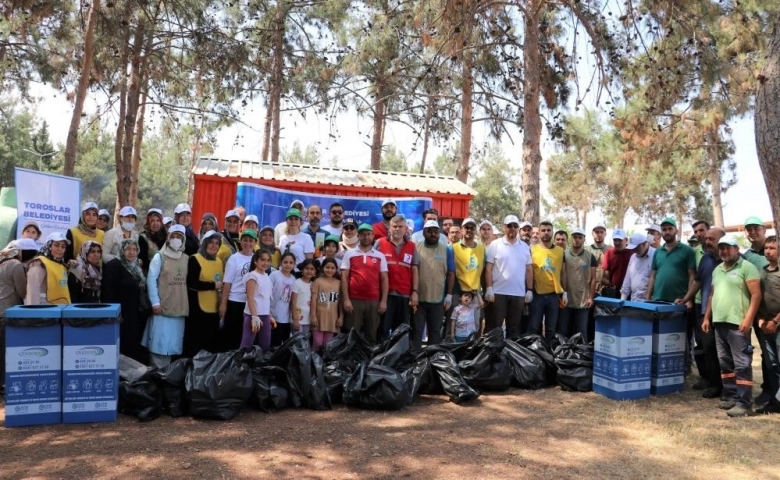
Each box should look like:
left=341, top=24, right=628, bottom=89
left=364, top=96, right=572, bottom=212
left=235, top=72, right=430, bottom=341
left=755, top=402, right=780, bottom=415
left=692, top=378, right=710, bottom=390
left=719, top=400, right=736, bottom=410
left=702, top=387, right=722, bottom=399
left=726, top=405, right=755, bottom=417
left=754, top=391, right=773, bottom=407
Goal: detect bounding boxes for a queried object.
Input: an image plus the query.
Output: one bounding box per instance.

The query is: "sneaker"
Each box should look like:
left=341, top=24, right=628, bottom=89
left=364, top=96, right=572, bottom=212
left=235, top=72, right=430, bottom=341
left=755, top=402, right=780, bottom=415
left=755, top=391, right=773, bottom=407
left=702, top=387, right=722, bottom=399
left=692, top=379, right=710, bottom=390
left=726, top=405, right=756, bottom=417
left=719, top=400, right=736, bottom=410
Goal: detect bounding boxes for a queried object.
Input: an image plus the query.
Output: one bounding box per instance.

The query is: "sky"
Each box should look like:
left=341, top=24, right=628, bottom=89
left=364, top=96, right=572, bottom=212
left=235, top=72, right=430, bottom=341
left=29, top=79, right=773, bottom=232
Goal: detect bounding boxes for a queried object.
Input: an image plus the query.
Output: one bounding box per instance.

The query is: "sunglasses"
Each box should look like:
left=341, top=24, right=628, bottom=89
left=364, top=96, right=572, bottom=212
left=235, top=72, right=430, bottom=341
left=331, top=210, right=343, bottom=215
left=343, top=225, right=356, bottom=230
left=506, top=224, right=519, bottom=229
left=464, top=225, right=476, bottom=230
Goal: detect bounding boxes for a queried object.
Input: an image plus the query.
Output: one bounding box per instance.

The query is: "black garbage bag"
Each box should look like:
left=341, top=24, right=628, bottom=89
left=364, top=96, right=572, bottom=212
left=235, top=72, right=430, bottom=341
left=239, top=345, right=266, bottom=368
left=119, top=354, right=152, bottom=383
left=268, top=333, right=331, bottom=410
left=250, top=366, right=291, bottom=413
left=118, top=376, right=161, bottom=422
left=553, top=337, right=594, bottom=392
left=343, top=362, right=411, bottom=410
left=515, top=333, right=557, bottom=385
left=429, top=351, right=479, bottom=404
left=186, top=350, right=253, bottom=420
left=323, top=360, right=358, bottom=404
left=412, top=357, right=443, bottom=395
left=551, top=333, right=569, bottom=351
left=502, top=339, right=547, bottom=389
left=322, top=329, right=373, bottom=364
left=458, top=334, right=512, bottom=392
left=371, top=324, right=414, bottom=369
left=423, top=335, right=477, bottom=362
left=152, top=358, right=191, bottom=418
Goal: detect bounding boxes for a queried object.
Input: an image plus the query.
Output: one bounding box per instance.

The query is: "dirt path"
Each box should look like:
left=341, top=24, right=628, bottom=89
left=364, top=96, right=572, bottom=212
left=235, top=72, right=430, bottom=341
left=2, top=380, right=779, bottom=480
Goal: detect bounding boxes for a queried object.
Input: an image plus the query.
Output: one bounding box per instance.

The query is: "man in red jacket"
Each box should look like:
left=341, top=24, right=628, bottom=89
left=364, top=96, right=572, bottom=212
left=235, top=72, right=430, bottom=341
left=375, top=215, right=418, bottom=342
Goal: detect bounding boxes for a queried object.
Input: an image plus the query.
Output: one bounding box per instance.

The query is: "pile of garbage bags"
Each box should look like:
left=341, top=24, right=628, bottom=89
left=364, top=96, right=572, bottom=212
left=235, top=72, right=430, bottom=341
left=118, top=326, right=594, bottom=422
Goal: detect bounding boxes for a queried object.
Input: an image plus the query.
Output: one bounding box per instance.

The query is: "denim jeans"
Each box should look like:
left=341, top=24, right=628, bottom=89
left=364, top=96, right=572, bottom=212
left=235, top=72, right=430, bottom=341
left=529, top=293, right=561, bottom=345
left=557, top=307, right=589, bottom=341
left=754, top=322, right=775, bottom=397
left=714, top=323, right=753, bottom=408
left=760, top=331, right=780, bottom=404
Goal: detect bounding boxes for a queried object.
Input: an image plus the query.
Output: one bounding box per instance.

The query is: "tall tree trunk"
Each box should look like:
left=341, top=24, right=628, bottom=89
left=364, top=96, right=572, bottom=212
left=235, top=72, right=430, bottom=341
left=419, top=96, right=434, bottom=174
left=756, top=19, right=780, bottom=228
left=63, top=0, right=100, bottom=176
left=521, top=1, right=543, bottom=224
left=118, top=22, right=146, bottom=208
left=261, top=94, right=274, bottom=162
left=187, top=115, right=206, bottom=205
left=458, top=53, right=473, bottom=183
left=706, top=128, right=724, bottom=226
left=129, top=94, right=146, bottom=207
left=114, top=8, right=132, bottom=221
left=269, top=1, right=286, bottom=163
left=370, top=78, right=386, bottom=170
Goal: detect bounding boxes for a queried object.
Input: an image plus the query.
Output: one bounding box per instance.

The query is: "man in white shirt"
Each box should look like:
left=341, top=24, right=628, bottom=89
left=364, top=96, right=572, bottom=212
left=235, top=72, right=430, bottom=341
left=483, top=215, right=534, bottom=338
left=620, top=233, right=656, bottom=301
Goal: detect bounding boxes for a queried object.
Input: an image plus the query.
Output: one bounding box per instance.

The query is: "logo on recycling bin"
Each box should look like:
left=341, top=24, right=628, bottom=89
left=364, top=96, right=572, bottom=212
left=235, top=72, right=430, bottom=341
left=19, top=347, right=48, bottom=357
left=602, top=335, right=616, bottom=344
left=75, top=346, right=105, bottom=356
left=629, top=337, right=645, bottom=345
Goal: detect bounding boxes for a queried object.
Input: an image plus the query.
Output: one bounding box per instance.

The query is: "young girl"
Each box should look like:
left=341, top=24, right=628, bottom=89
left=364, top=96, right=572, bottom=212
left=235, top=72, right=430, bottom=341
left=310, top=258, right=343, bottom=352
left=318, top=235, right=342, bottom=270
left=269, top=252, right=296, bottom=346
left=449, top=291, right=478, bottom=342
left=291, top=259, right=318, bottom=335
left=242, top=250, right=277, bottom=350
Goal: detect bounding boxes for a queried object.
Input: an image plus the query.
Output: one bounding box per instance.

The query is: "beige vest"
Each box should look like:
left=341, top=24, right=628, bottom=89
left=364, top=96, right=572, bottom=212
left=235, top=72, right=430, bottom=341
left=415, top=242, right=448, bottom=303
left=157, top=252, right=189, bottom=317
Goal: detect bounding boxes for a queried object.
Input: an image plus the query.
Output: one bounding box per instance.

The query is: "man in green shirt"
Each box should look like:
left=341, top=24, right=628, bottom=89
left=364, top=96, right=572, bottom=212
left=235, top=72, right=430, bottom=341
left=647, top=217, right=696, bottom=302
left=703, top=236, right=762, bottom=417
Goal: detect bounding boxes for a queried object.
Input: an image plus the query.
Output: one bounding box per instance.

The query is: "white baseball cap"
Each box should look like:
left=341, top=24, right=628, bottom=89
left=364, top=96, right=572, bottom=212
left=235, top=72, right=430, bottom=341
left=462, top=217, right=477, bottom=227
left=289, top=199, right=305, bottom=210
left=168, top=225, right=186, bottom=236
left=503, top=215, right=520, bottom=225
left=592, top=223, right=606, bottom=231
left=174, top=203, right=192, bottom=215
left=612, top=228, right=628, bottom=241
left=45, top=232, right=70, bottom=244
left=478, top=220, right=493, bottom=229
left=571, top=227, right=586, bottom=236
left=244, top=214, right=259, bottom=225
left=8, top=238, right=39, bottom=251
left=381, top=199, right=397, bottom=207
left=646, top=224, right=661, bottom=234
left=162, top=216, right=173, bottom=225
left=146, top=208, right=163, bottom=217
left=519, top=221, right=532, bottom=229
left=82, top=201, right=99, bottom=213
left=98, top=209, right=110, bottom=218
left=118, top=206, right=137, bottom=217
left=627, top=232, right=647, bottom=249
left=423, top=219, right=440, bottom=229
left=225, top=209, right=240, bottom=219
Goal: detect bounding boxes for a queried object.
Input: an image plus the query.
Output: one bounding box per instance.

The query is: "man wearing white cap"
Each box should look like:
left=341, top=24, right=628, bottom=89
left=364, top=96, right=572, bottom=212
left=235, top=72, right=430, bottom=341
left=102, top=206, right=139, bottom=263
left=646, top=224, right=662, bottom=249
left=478, top=220, right=494, bottom=246
left=450, top=217, right=486, bottom=334
left=65, top=201, right=104, bottom=263
left=411, top=208, right=447, bottom=245
left=173, top=203, right=199, bottom=255
left=519, top=221, right=533, bottom=245
left=589, top=223, right=609, bottom=292
left=484, top=215, right=533, bottom=338
left=559, top=227, right=597, bottom=339
left=601, top=228, right=635, bottom=298
left=372, top=199, right=398, bottom=240
left=620, top=232, right=656, bottom=302
left=275, top=199, right=306, bottom=246
left=703, top=235, right=762, bottom=417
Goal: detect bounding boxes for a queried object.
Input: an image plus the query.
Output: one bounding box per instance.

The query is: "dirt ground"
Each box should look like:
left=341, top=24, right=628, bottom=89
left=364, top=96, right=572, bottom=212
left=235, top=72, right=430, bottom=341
left=2, top=373, right=780, bottom=480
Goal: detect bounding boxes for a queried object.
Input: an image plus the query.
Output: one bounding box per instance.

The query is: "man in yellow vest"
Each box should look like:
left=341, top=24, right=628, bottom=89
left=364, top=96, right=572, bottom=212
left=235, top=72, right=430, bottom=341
left=25, top=232, right=71, bottom=305
left=450, top=217, right=485, bottom=335
left=529, top=220, right=567, bottom=345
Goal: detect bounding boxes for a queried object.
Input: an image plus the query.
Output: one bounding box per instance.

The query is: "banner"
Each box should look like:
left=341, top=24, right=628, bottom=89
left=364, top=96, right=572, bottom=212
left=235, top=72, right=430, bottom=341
left=15, top=168, right=81, bottom=240
left=236, top=183, right=433, bottom=234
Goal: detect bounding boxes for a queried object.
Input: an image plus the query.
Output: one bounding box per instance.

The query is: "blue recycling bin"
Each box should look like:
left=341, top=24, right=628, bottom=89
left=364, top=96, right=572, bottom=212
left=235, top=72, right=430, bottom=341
left=650, top=305, right=688, bottom=395
left=61, top=304, right=121, bottom=424
left=593, top=298, right=653, bottom=400
left=4, top=305, right=65, bottom=427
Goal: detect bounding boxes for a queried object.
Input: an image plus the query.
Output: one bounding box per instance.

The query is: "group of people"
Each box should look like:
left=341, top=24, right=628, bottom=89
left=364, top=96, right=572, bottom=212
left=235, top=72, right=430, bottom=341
left=0, top=198, right=777, bottom=419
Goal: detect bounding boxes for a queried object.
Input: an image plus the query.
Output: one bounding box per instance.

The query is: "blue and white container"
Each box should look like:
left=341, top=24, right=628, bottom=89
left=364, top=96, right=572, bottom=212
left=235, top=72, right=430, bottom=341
left=4, top=305, right=64, bottom=427
left=651, top=307, right=687, bottom=395
left=61, top=304, right=121, bottom=424
left=593, top=298, right=653, bottom=400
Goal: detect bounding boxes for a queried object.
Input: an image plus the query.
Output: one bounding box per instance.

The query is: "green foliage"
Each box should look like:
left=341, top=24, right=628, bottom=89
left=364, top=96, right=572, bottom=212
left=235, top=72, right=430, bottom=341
left=0, top=99, right=60, bottom=186
left=468, top=145, right=520, bottom=223
left=280, top=141, right=321, bottom=165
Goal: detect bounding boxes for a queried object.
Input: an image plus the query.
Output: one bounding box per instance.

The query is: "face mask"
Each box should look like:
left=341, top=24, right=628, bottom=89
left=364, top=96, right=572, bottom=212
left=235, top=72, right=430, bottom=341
left=169, top=238, right=183, bottom=250
left=121, top=222, right=136, bottom=231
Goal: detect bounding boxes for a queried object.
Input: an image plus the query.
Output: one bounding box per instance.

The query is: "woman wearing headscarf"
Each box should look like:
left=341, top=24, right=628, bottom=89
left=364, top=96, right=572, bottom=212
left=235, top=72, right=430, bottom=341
left=259, top=225, right=281, bottom=270
left=221, top=209, right=242, bottom=253
left=139, top=208, right=166, bottom=272
left=198, top=212, right=218, bottom=241
left=198, top=211, right=234, bottom=266
left=184, top=231, right=224, bottom=357
left=65, top=201, right=104, bottom=262
left=1, top=238, right=39, bottom=392
left=142, top=225, right=189, bottom=368
left=173, top=203, right=199, bottom=256
left=68, top=240, right=103, bottom=303
left=103, top=206, right=140, bottom=263
left=25, top=232, right=71, bottom=305
left=103, top=238, right=150, bottom=363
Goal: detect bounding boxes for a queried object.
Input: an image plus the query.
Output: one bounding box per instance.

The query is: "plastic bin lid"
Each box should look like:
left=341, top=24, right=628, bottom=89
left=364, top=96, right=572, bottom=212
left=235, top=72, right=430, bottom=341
left=624, top=300, right=687, bottom=314
left=594, top=297, right=624, bottom=308
left=3, top=304, right=65, bottom=319
left=61, top=303, right=121, bottom=319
